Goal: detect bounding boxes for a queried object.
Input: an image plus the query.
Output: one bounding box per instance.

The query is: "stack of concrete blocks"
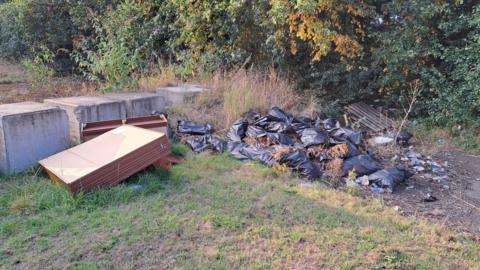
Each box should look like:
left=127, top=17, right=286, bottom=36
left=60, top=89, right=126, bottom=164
left=156, top=84, right=205, bottom=108
left=44, top=96, right=127, bottom=145
left=0, top=102, right=69, bottom=175
left=104, top=92, right=166, bottom=117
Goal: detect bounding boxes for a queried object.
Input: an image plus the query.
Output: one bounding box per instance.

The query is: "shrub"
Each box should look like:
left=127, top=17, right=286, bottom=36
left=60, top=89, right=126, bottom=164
left=21, top=46, right=55, bottom=86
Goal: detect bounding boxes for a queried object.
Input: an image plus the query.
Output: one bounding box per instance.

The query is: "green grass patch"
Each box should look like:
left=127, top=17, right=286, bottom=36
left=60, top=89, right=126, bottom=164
left=0, top=152, right=479, bottom=269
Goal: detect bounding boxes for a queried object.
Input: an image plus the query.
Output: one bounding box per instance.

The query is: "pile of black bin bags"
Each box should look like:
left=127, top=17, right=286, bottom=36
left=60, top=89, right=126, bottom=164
left=177, top=107, right=411, bottom=193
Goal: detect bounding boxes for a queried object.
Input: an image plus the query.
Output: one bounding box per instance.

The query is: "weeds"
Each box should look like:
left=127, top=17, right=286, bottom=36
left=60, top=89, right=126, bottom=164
left=169, top=69, right=301, bottom=131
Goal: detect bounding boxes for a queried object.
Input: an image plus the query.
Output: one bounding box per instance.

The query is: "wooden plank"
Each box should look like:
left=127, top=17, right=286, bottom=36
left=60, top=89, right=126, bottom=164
left=347, top=106, right=385, bottom=130
left=345, top=102, right=393, bottom=131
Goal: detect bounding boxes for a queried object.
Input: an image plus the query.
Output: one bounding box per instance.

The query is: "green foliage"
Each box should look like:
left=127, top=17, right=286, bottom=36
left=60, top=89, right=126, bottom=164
left=0, top=0, right=478, bottom=125
left=372, top=0, right=480, bottom=126
left=72, top=1, right=155, bottom=91
left=20, top=46, right=55, bottom=86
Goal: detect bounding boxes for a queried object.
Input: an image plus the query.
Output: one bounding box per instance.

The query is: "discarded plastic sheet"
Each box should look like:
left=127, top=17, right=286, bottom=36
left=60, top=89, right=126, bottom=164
left=246, top=125, right=267, bottom=138
left=330, top=127, right=362, bottom=145
left=300, top=128, right=328, bottom=147
left=178, top=120, right=213, bottom=135
left=227, top=118, right=248, bottom=141
left=368, top=167, right=412, bottom=192
left=39, top=125, right=171, bottom=193
left=186, top=135, right=226, bottom=153
left=267, top=107, right=293, bottom=123
left=279, top=149, right=321, bottom=179
left=342, top=154, right=383, bottom=176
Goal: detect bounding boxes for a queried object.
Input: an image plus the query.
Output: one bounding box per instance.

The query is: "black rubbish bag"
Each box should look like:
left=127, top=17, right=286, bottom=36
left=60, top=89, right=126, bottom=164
left=279, top=149, right=322, bottom=179
left=227, top=141, right=249, bottom=160
left=228, top=118, right=248, bottom=141
left=240, top=145, right=277, bottom=167
left=346, top=141, right=361, bottom=158
left=300, top=128, right=328, bottom=147
left=267, top=133, right=295, bottom=146
left=186, top=135, right=226, bottom=153
left=265, top=121, right=291, bottom=133
left=342, top=154, right=383, bottom=176
left=227, top=141, right=276, bottom=166
left=246, top=125, right=267, bottom=138
left=330, top=127, right=362, bottom=145
left=396, top=130, right=413, bottom=146
left=368, top=168, right=413, bottom=193
left=291, top=116, right=313, bottom=134
left=266, top=106, right=293, bottom=123
left=178, top=120, right=213, bottom=135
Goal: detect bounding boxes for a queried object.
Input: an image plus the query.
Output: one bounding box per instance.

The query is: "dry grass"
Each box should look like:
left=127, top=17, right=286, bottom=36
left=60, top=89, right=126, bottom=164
left=137, top=65, right=178, bottom=90
left=325, top=158, right=344, bottom=177
left=171, top=69, right=302, bottom=132
left=0, top=78, right=100, bottom=104
left=0, top=59, right=27, bottom=83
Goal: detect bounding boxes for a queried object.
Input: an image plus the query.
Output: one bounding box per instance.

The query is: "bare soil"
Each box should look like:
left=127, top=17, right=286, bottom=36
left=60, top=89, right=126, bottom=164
left=377, top=148, right=480, bottom=236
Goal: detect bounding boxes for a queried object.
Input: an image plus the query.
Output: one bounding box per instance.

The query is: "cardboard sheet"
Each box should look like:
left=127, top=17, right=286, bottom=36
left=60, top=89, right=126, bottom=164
left=39, top=125, right=170, bottom=192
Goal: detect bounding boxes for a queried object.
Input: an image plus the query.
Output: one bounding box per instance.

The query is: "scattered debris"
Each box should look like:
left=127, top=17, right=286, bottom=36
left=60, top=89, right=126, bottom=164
left=177, top=120, right=213, bottom=135
left=371, top=136, right=394, bottom=145
left=186, top=135, right=226, bottom=153
left=177, top=106, right=451, bottom=195
left=423, top=194, right=438, bottom=203
left=342, top=155, right=383, bottom=176
left=368, top=168, right=412, bottom=193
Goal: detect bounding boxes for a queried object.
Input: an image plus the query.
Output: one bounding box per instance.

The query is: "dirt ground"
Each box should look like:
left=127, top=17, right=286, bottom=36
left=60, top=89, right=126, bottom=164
left=375, top=146, right=480, bottom=237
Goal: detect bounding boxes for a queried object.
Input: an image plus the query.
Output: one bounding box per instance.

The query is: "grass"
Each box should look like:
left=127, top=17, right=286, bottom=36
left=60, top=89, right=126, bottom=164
left=0, top=60, right=27, bottom=84
left=413, top=124, right=480, bottom=155
left=1, top=150, right=479, bottom=269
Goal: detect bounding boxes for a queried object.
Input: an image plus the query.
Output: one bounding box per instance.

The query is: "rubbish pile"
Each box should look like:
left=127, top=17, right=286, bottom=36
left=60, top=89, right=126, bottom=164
left=177, top=107, right=413, bottom=193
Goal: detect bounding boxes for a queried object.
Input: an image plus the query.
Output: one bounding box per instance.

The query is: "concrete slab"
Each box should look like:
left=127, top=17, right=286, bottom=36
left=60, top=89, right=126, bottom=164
left=156, top=84, right=206, bottom=107
left=44, top=96, right=126, bottom=144
left=104, top=92, right=166, bottom=117
left=0, top=102, right=69, bottom=175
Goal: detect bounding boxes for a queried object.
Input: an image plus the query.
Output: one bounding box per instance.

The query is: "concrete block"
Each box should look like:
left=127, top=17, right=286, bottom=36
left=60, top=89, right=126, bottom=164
left=44, top=96, right=126, bottom=144
left=156, top=84, right=206, bottom=108
left=104, top=92, right=166, bottom=117
left=0, top=102, right=69, bottom=175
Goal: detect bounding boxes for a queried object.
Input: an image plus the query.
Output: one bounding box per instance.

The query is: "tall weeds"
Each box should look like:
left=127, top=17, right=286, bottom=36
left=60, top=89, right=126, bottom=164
left=173, top=69, right=302, bottom=131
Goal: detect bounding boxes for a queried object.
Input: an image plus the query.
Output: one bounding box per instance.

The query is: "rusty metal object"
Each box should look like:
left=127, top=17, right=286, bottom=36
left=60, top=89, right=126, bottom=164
left=82, top=115, right=168, bottom=142
left=39, top=125, right=171, bottom=193
left=345, top=102, right=394, bottom=132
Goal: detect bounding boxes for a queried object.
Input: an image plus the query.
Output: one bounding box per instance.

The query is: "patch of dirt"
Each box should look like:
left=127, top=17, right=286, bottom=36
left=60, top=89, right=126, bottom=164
left=378, top=149, right=480, bottom=236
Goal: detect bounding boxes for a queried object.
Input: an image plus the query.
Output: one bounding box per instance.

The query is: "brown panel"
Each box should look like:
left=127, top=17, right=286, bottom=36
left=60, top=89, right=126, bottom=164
left=39, top=125, right=171, bottom=193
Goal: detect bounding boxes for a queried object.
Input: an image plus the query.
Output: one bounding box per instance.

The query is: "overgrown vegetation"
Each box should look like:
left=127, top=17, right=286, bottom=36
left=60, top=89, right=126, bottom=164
left=0, top=0, right=479, bottom=125
left=1, top=153, right=479, bottom=269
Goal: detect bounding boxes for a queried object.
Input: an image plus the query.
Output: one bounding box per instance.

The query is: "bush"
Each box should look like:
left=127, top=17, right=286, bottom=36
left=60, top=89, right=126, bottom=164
left=21, top=46, right=55, bottom=86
